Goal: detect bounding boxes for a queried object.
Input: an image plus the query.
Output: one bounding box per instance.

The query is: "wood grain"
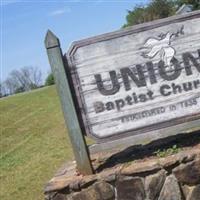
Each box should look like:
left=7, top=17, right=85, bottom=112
left=45, top=30, right=93, bottom=174
left=66, top=11, right=200, bottom=142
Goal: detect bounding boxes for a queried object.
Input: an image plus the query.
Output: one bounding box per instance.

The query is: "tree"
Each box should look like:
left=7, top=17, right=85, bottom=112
left=123, top=0, right=175, bottom=27
left=0, top=82, right=8, bottom=97
left=20, top=66, right=42, bottom=89
left=0, top=82, right=5, bottom=97
left=14, top=86, right=26, bottom=94
left=4, top=66, right=42, bottom=95
left=123, top=0, right=199, bottom=28
left=45, top=73, right=55, bottom=86
left=4, top=77, right=17, bottom=95
left=175, top=0, right=200, bottom=10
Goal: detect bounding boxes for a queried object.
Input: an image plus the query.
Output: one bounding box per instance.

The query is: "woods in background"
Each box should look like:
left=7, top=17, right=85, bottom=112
left=123, top=0, right=200, bottom=27
left=0, top=66, right=42, bottom=97
left=0, top=68, right=55, bottom=97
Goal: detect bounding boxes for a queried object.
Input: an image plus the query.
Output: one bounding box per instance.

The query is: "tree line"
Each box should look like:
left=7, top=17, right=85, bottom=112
left=123, top=0, right=199, bottom=27
left=0, top=66, right=55, bottom=97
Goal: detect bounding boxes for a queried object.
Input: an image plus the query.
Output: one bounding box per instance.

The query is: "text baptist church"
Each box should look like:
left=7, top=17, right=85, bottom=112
left=93, top=49, right=200, bottom=113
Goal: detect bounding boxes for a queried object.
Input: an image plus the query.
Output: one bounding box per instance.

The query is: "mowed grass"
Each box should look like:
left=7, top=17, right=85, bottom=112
left=0, top=86, right=74, bottom=200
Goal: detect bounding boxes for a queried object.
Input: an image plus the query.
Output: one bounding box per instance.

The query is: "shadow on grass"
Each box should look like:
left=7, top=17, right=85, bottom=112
left=95, top=131, right=200, bottom=173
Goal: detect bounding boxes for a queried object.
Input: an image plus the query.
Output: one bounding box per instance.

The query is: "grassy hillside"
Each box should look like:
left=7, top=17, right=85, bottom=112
left=0, top=86, right=73, bottom=200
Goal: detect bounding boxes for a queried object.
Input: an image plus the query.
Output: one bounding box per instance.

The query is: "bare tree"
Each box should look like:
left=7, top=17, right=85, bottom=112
left=0, top=81, right=8, bottom=97
left=4, top=78, right=17, bottom=95
left=20, top=66, right=42, bottom=89
left=4, top=66, right=42, bottom=95
left=0, top=82, right=4, bottom=97
left=10, top=70, right=28, bottom=90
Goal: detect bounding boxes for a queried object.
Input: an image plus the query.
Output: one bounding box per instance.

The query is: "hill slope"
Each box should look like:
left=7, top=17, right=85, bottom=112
left=0, top=86, right=73, bottom=200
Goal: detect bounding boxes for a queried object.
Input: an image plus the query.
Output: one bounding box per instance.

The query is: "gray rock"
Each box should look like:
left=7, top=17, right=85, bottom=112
left=69, top=181, right=115, bottom=200
left=173, top=159, right=200, bottom=185
left=45, top=192, right=58, bottom=200
left=159, top=156, right=179, bottom=169
left=94, top=181, right=115, bottom=200
left=181, top=185, right=194, bottom=200
left=69, top=180, right=80, bottom=191
left=69, top=190, right=95, bottom=200
left=179, top=152, right=196, bottom=163
left=188, top=185, right=200, bottom=200
left=102, top=174, right=116, bottom=183
left=121, top=160, right=161, bottom=176
left=79, top=175, right=97, bottom=189
left=158, top=175, right=182, bottom=200
left=145, top=170, right=166, bottom=200
left=116, top=176, right=145, bottom=200
left=45, top=192, right=70, bottom=200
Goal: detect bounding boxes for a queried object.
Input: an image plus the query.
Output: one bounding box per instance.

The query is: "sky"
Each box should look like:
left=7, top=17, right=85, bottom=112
left=1, top=0, right=149, bottom=83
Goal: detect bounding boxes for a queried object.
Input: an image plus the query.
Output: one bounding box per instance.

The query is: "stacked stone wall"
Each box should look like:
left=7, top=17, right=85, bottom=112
left=45, top=147, right=200, bottom=200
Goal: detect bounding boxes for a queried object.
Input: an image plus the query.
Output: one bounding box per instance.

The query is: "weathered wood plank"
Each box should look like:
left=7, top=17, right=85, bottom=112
left=66, top=11, right=200, bottom=141
left=45, top=30, right=93, bottom=175
left=72, top=31, right=200, bottom=67
left=89, top=119, right=200, bottom=154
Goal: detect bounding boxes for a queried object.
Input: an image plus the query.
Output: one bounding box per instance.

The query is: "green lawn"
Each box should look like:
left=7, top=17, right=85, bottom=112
left=0, top=86, right=74, bottom=200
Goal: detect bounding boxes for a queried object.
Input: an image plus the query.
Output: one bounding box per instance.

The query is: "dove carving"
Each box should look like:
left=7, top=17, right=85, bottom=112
left=141, top=26, right=185, bottom=66
left=142, top=32, right=175, bottom=66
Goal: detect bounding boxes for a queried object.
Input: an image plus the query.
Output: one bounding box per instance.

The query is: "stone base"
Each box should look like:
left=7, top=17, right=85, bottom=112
left=44, top=144, right=200, bottom=200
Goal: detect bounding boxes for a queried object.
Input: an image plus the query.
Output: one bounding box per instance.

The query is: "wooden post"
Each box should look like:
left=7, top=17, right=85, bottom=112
left=45, top=30, right=93, bottom=175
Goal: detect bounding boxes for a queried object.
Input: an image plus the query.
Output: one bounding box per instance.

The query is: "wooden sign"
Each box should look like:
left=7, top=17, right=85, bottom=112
left=46, top=11, right=200, bottom=174
left=66, top=11, right=200, bottom=142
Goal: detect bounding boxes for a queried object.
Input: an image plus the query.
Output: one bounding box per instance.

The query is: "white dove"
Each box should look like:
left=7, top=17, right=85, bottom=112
left=142, top=32, right=175, bottom=66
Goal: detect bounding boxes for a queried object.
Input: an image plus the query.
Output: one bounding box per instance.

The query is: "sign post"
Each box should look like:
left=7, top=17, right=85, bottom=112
left=45, top=30, right=93, bottom=175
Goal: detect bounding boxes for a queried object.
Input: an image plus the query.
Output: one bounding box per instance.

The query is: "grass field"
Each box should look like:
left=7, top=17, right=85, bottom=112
left=0, top=86, right=74, bottom=200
